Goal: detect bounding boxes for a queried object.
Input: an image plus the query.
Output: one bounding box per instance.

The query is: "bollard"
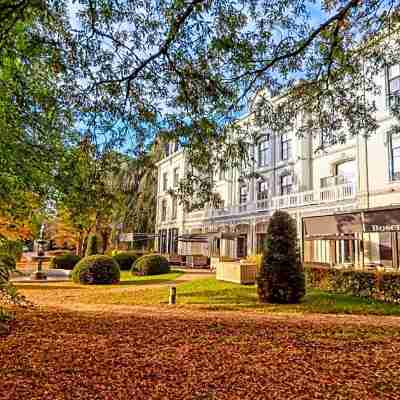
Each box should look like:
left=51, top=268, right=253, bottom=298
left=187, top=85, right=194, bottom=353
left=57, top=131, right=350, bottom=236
left=169, top=286, right=176, bottom=305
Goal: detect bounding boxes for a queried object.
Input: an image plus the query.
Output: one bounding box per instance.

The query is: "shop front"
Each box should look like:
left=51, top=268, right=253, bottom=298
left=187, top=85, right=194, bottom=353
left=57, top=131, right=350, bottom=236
left=303, top=207, right=400, bottom=270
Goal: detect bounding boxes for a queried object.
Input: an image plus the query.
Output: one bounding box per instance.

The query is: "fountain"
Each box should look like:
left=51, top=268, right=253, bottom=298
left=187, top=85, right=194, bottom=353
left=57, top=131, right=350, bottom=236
left=30, top=224, right=51, bottom=280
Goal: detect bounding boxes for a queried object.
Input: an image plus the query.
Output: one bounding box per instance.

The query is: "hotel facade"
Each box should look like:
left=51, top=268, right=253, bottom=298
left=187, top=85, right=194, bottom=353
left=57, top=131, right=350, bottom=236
left=155, top=64, right=400, bottom=270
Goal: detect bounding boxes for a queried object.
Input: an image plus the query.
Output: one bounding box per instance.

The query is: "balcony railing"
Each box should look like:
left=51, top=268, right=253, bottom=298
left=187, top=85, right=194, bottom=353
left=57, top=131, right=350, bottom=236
left=208, top=182, right=356, bottom=218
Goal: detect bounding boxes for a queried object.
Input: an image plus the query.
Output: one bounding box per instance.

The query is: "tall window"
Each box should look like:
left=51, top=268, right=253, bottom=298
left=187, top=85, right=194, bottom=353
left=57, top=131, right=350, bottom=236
left=257, top=180, right=269, bottom=200
left=161, top=199, right=167, bottom=221
left=281, top=133, right=291, bottom=161
left=239, top=185, right=248, bottom=204
left=335, top=160, right=356, bottom=185
left=281, top=174, right=293, bottom=195
left=171, top=197, right=178, bottom=220
left=219, top=167, right=225, bottom=181
left=391, top=139, right=400, bottom=181
left=163, top=172, right=168, bottom=191
left=173, top=167, right=179, bottom=187
left=388, top=64, right=400, bottom=109
left=164, top=143, right=170, bottom=157
left=258, top=139, right=270, bottom=167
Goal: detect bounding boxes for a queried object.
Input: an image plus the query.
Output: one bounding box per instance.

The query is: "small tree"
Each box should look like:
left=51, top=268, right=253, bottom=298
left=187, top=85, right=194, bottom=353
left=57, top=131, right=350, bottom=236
left=85, top=234, right=100, bottom=256
left=257, top=211, right=305, bottom=304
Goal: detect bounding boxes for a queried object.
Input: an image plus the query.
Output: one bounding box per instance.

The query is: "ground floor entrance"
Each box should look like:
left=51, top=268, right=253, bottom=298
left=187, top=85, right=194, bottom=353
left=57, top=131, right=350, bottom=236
left=303, top=207, right=400, bottom=270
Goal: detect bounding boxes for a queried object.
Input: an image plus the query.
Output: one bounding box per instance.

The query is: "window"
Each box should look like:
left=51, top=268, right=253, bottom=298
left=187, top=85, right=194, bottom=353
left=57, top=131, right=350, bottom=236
left=161, top=199, right=167, bottom=222
left=173, top=167, right=179, bottom=187
left=281, top=133, right=291, bottom=161
left=321, top=160, right=356, bottom=188
left=390, top=138, right=400, bottom=181
left=219, top=168, right=225, bottom=181
left=258, top=139, right=270, bottom=167
left=239, top=185, right=248, bottom=204
left=164, top=143, right=170, bottom=157
left=257, top=180, right=269, bottom=200
left=171, top=197, right=178, bottom=220
left=335, top=160, right=356, bottom=184
left=163, top=172, right=168, bottom=191
left=281, top=174, right=293, bottom=195
left=388, top=64, right=400, bottom=109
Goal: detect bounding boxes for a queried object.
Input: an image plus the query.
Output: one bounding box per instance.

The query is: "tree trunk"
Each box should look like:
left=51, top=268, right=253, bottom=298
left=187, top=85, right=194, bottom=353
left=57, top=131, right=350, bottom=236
left=100, top=230, right=109, bottom=254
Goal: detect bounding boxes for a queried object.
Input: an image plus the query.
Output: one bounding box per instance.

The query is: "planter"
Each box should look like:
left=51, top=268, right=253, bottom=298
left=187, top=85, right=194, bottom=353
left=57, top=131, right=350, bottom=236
left=186, top=255, right=209, bottom=268
left=216, top=261, right=257, bottom=284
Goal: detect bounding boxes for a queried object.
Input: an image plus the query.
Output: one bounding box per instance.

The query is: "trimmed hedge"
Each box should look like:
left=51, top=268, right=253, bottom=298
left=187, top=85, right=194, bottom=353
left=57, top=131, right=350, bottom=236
left=50, top=254, right=81, bottom=270
left=132, top=254, right=170, bottom=276
left=305, top=266, right=400, bottom=303
left=72, top=255, right=120, bottom=284
left=112, top=251, right=140, bottom=271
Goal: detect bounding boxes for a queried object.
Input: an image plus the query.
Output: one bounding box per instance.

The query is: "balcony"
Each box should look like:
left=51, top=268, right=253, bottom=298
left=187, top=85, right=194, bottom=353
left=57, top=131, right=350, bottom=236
left=208, top=182, right=356, bottom=219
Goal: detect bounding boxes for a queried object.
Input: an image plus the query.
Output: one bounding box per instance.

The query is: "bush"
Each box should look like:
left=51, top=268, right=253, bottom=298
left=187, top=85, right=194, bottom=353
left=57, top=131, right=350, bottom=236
left=257, top=211, right=305, bottom=304
left=72, top=255, right=120, bottom=284
left=305, top=266, right=400, bottom=303
left=0, top=253, right=16, bottom=281
left=132, top=254, right=170, bottom=276
left=85, top=234, right=100, bottom=256
left=0, top=240, right=23, bottom=261
left=112, top=251, right=140, bottom=271
left=50, top=254, right=81, bottom=270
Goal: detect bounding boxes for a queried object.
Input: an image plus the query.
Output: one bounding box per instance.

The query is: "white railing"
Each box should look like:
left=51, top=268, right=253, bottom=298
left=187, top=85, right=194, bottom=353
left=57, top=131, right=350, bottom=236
left=209, top=183, right=356, bottom=218
left=185, top=209, right=207, bottom=221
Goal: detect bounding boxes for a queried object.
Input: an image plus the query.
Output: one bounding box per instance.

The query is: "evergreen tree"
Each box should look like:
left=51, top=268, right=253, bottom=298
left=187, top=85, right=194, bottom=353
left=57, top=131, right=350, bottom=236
left=257, top=211, right=305, bottom=304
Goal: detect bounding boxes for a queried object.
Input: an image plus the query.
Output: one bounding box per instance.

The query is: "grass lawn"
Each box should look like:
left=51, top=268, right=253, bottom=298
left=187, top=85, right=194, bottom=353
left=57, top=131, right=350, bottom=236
left=24, top=276, right=399, bottom=316
left=119, top=270, right=183, bottom=284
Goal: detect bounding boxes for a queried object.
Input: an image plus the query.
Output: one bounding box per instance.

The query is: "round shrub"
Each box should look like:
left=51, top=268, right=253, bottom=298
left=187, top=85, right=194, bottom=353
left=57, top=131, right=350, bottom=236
left=112, top=251, right=140, bottom=271
left=132, top=254, right=170, bottom=276
left=72, top=255, right=120, bottom=284
left=51, top=254, right=81, bottom=270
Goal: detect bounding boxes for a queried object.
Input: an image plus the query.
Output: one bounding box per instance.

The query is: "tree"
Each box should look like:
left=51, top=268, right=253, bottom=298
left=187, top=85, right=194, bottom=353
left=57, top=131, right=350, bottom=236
left=0, top=1, right=75, bottom=234
left=2, top=1, right=400, bottom=206
left=257, top=211, right=305, bottom=304
left=85, top=234, right=99, bottom=256
left=115, top=140, right=163, bottom=235
left=55, top=140, right=124, bottom=256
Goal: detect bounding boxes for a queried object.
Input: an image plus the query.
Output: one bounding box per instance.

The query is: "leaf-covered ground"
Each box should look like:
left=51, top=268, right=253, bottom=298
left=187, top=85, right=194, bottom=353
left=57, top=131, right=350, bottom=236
left=1, top=306, right=400, bottom=400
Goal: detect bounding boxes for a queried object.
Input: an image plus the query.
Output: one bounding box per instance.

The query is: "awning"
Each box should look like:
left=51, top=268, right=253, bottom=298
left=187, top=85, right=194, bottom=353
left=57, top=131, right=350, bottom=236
left=303, top=213, right=362, bottom=239
left=303, top=234, right=360, bottom=241
left=178, top=234, right=209, bottom=243
left=364, top=209, right=400, bottom=232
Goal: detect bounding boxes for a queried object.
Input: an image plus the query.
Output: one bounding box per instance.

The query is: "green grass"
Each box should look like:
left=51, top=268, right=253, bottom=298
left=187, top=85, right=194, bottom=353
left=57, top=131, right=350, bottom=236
left=119, top=270, right=183, bottom=285
left=78, top=277, right=400, bottom=315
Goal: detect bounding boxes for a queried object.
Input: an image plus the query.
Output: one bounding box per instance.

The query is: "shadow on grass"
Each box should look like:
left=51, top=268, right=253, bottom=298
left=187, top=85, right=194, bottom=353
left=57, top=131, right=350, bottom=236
left=177, top=287, right=400, bottom=316
left=179, top=288, right=256, bottom=304
left=118, top=279, right=178, bottom=286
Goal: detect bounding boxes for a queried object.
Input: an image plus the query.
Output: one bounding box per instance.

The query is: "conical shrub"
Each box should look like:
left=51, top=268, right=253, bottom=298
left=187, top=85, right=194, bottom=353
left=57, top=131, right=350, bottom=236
left=257, top=210, right=305, bottom=304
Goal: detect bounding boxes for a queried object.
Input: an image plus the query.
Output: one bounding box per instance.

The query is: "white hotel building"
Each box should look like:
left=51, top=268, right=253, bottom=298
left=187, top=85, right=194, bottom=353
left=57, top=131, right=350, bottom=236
left=155, top=65, right=400, bottom=269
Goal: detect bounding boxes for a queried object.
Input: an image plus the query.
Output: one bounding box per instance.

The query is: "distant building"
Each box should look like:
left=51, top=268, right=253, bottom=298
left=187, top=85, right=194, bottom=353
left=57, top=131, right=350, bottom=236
left=155, top=64, right=400, bottom=270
